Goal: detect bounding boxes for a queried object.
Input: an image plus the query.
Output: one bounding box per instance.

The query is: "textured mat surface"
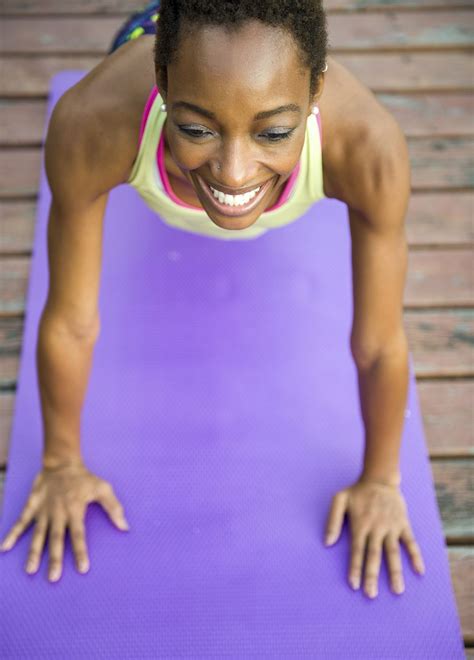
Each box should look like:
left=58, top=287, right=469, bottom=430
left=0, top=72, right=465, bottom=658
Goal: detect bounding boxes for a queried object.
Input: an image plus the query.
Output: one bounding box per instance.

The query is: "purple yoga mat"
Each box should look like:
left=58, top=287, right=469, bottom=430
left=0, top=72, right=465, bottom=658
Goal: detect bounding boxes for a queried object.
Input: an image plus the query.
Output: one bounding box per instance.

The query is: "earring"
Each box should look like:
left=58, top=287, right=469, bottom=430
left=322, top=62, right=328, bottom=73
left=311, top=106, right=319, bottom=115
left=160, top=102, right=167, bottom=112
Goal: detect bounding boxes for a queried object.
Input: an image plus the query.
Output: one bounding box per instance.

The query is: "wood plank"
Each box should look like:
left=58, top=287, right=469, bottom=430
left=0, top=0, right=140, bottom=13
left=1, top=193, right=473, bottom=256
left=405, top=249, right=473, bottom=307
left=328, top=11, right=474, bottom=51
left=1, top=247, right=472, bottom=313
left=2, top=94, right=473, bottom=147
left=449, top=547, right=474, bottom=642
left=377, top=93, right=474, bottom=138
left=407, top=137, right=474, bottom=190
left=0, top=100, right=47, bottom=146
left=0, top=150, right=40, bottom=198
left=1, top=53, right=472, bottom=98
left=2, top=12, right=473, bottom=53
left=406, top=192, right=474, bottom=247
left=0, top=17, right=124, bottom=54
left=404, top=310, right=474, bottom=378
left=432, top=460, right=473, bottom=542
left=0, top=202, right=37, bottom=253
left=417, top=381, right=473, bottom=456
left=0, top=56, right=101, bottom=97
left=0, top=395, right=14, bottom=466
left=2, top=137, right=473, bottom=198
left=1, top=0, right=472, bottom=14
left=336, top=53, right=474, bottom=93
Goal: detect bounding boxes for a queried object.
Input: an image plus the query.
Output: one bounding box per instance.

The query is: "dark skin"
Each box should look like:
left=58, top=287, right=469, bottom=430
left=0, top=22, right=425, bottom=596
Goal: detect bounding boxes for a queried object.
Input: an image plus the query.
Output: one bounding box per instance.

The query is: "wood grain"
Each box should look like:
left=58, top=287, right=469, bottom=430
left=1, top=12, right=473, bottom=53
left=1, top=53, right=473, bottom=98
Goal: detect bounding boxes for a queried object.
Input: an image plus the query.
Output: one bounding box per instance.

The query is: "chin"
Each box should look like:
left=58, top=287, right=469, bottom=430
left=206, top=210, right=261, bottom=231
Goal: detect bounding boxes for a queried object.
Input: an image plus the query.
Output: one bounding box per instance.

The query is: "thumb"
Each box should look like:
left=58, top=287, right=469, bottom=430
left=97, top=488, right=130, bottom=531
left=325, top=490, right=348, bottom=546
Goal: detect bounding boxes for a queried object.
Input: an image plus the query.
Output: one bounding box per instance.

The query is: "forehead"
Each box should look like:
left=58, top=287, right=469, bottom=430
left=167, top=20, right=309, bottom=101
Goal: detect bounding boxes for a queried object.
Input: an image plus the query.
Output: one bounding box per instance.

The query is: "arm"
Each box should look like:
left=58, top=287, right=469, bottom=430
left=324, top=119, right=426, bottom=599
left=347, top=119, right=411, bottom=487
left=39, top=92, right=110, bottom=469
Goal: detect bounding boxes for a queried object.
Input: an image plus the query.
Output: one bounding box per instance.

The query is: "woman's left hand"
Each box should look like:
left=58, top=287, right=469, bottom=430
left=324, top=478, right=426, bottom=598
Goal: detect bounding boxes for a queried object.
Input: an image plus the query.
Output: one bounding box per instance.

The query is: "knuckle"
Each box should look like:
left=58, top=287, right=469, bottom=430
left=100, top=481, right=114, bottom=495
left=49, top=531, right=64, bottom=544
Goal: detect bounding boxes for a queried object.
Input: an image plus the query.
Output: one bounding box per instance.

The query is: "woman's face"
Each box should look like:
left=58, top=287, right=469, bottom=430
left=160, top=20, right=320, bottom=230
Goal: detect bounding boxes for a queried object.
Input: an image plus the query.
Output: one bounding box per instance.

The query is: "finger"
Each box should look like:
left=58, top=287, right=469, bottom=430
left=363, top=533, right=384, bottom=599
left=96, top=484, right=130, bottom=531
left=384, top=534, right=404, bottom=595
left=47, top=515, right=66, bottom=582
left=68, top=515, right=90, bottom=574
left=25, top=516, right=49, bottom=575
left=0, top=501, right=37, bottom=552
left=400, top=525, right=425, bottom=575
left=348, top=530, right=368, bottom=591
left=325, top=491, right=348, bottom=546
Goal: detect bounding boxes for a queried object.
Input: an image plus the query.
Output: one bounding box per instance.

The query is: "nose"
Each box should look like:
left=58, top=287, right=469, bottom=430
left=212, top=138, right=257, bottom=189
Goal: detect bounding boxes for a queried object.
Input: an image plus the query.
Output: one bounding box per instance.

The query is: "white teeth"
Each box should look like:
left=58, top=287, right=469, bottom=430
left=210, top=185, right=261, bottom=206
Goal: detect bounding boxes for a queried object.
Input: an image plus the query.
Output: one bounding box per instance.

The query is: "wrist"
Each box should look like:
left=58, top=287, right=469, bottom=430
left=358, top=469, right=401, bottom=488
left=42, top=454, right=85, bottom=471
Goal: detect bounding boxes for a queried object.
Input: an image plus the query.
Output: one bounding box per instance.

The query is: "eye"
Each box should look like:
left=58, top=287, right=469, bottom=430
left=178, top=126, right=212, bottom=139
left=261, top=129, right=295, bottom=142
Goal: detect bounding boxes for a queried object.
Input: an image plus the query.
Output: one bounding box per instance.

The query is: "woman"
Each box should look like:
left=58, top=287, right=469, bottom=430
left=0, top=0, right=425, bottom=599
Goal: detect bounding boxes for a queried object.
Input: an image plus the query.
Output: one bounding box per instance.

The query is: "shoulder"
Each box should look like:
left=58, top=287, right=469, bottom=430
left=45, top=36, right=156, bottom=207
left=320, top=56, right=410, bottom=226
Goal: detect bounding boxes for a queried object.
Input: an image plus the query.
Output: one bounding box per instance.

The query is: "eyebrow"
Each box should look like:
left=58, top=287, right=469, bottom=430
left=171, top=101, right=302, bottom=121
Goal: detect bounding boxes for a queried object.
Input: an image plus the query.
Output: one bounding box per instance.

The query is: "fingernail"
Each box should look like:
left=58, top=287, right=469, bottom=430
left=394, top=581, right=405, bottom=594
left=350, top=578, right=360, bottom=590
left=0, top=539, right=12, bottom=551
left=367, top=586, right=377, bottom=598
left=25, top=561, right=36, bottom=574
left=49, top=569, right=60, bottom=582
left=120, top=519, right=130, bottom=531
left=78, top=560, right=89, bottom=573
left=325, top=534, right=335, bottom=546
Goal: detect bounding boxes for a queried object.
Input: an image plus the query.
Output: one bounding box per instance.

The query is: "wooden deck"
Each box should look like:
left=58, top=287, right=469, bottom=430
left=0, top=1, right=472, bottom=653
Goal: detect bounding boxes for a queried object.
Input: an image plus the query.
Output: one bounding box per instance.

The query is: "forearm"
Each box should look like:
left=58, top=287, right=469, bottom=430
left=36, top=310, right=99, bottom=469
left=354, top=337, right=410, bottom=487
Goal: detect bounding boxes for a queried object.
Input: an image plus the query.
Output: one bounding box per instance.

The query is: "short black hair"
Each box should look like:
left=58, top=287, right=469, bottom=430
left=154, top=0, right=329, bottom=99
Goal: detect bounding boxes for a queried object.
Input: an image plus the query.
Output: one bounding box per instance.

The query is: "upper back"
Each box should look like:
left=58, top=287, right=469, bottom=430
left=45, top=36, right=157, bottom=210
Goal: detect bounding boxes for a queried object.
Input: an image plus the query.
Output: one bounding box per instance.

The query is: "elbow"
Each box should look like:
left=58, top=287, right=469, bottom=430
left=350, top=329, right=408, bottom=370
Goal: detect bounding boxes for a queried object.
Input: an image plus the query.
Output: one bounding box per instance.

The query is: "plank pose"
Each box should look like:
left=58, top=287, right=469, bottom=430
left=0, top=0, right=425, bottom=598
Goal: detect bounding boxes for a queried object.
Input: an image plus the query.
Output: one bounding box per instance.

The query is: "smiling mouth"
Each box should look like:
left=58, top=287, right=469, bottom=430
left=196, top=174, right=275, bottom=217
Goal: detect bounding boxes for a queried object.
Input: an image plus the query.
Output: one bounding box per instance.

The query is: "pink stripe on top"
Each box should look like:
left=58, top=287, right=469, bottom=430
left=138, top=84, right=322, bottom=212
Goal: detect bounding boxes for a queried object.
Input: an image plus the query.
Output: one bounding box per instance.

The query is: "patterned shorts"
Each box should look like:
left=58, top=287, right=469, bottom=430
left=108, top=1, right=161, bottom=54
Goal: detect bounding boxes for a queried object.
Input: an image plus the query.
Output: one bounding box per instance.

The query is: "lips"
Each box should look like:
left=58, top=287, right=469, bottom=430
left=196, top=173, right=274, bottom=218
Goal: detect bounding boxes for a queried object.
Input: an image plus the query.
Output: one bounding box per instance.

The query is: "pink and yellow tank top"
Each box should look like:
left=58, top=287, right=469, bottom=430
left=127, top=86, right=326, bottom=240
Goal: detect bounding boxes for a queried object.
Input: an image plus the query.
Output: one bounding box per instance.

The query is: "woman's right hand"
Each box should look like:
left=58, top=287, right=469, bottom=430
left=0, top=459, right=130, bottom=582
